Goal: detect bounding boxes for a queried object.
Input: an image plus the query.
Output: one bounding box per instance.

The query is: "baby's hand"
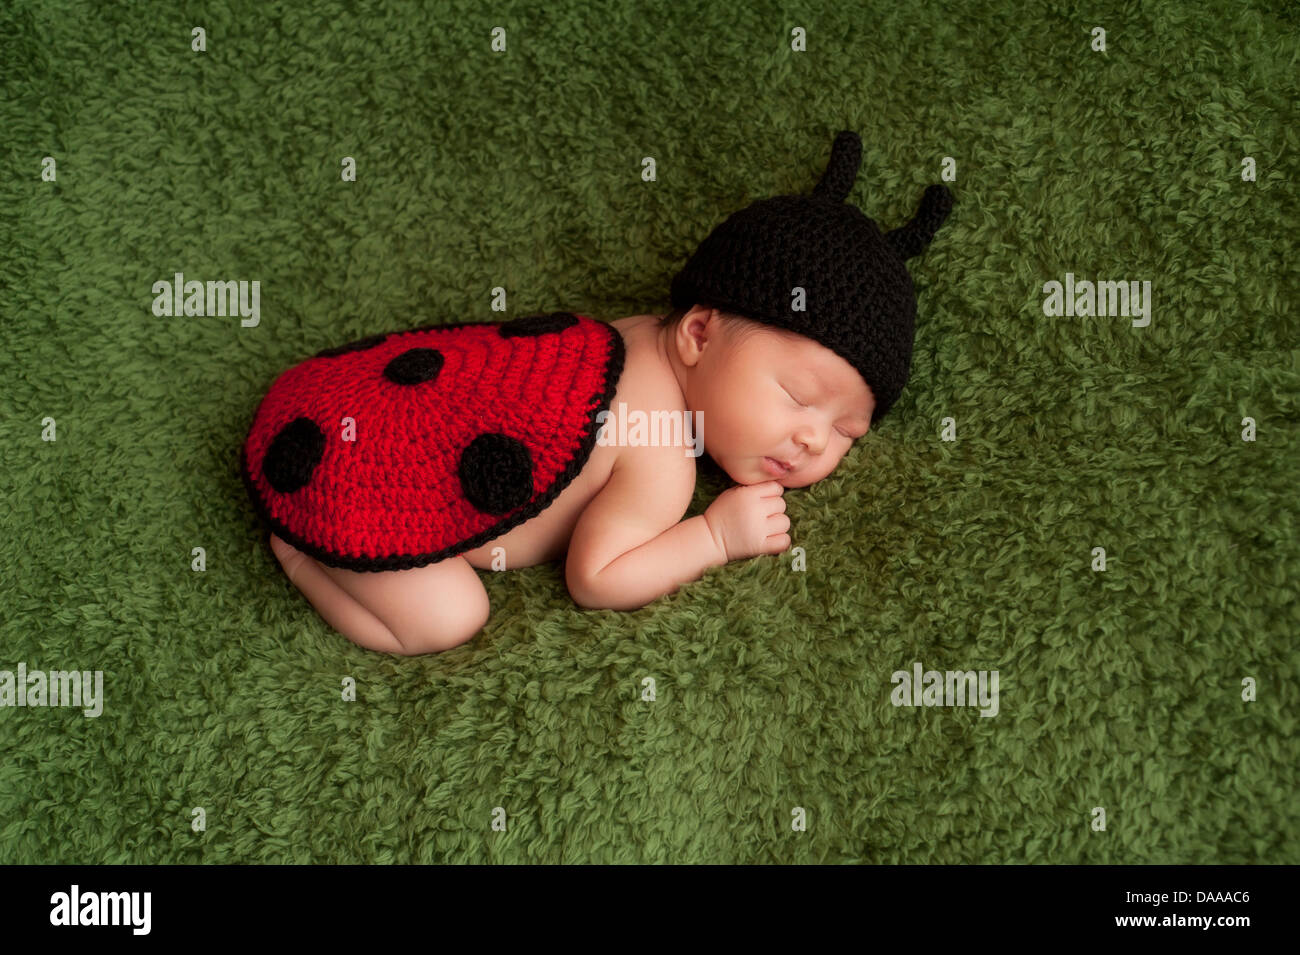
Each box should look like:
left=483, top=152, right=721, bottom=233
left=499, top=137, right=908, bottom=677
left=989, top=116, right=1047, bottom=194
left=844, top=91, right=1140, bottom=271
left=703, top=481, right=791, bottom=562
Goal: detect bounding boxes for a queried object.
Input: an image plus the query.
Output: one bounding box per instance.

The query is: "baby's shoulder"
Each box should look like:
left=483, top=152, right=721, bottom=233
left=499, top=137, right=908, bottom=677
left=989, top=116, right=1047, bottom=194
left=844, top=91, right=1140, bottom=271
left=599, top=321, right=697, bottom=505
left=596, top=426, right=696, bottom=539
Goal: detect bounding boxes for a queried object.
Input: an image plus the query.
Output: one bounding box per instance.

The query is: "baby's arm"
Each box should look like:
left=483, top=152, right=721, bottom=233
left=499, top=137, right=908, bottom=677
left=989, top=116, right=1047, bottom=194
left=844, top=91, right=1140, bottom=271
left=565, top=452, right=720, bottom=611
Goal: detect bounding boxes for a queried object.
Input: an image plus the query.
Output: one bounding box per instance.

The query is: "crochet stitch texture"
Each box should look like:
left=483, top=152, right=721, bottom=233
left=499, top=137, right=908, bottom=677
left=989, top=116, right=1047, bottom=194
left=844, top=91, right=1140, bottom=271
left=241, top=312, right=624, bottom=572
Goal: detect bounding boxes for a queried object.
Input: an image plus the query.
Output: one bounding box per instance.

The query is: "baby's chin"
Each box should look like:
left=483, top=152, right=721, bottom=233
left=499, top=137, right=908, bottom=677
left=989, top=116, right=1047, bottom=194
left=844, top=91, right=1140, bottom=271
left=727, top=455, right=810, bottom=488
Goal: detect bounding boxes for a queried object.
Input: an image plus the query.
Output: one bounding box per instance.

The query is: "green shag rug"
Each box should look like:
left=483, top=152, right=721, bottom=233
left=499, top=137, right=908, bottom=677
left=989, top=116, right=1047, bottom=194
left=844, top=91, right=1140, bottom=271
left=2, top=0, right=1296, bottom=864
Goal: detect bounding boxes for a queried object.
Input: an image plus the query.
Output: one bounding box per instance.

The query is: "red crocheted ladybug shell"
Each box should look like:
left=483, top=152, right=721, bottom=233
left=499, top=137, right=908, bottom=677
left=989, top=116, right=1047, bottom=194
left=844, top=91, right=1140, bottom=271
left=240, top=312, right=625, bottom=572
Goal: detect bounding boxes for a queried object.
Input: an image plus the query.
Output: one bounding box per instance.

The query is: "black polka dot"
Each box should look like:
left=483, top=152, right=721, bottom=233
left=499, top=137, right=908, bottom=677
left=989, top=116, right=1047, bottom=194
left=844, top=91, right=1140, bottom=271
left=498, top=312, right=578, bottom=338
left=383, top=348, right=445, bottom=385
left=314, top=333, right=388, bottom=358
left=458, top=433, right=533, bottom=514
left=263, top=417, right=325, bottom=493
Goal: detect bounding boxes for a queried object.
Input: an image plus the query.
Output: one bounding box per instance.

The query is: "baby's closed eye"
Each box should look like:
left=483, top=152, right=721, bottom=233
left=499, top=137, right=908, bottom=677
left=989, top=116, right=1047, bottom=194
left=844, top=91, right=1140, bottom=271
left=783, top=386, right=857, bottom=438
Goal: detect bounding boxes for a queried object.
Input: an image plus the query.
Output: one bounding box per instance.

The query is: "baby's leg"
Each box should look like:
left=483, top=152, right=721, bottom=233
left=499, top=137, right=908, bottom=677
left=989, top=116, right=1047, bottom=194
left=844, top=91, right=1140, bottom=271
left=269, top=534, right=490, bottom=654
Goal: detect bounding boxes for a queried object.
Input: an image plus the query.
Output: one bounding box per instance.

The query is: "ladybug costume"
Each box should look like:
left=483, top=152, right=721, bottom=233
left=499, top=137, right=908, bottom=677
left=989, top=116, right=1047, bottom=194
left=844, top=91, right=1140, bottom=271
left=240, top=311, right=624, bottom=572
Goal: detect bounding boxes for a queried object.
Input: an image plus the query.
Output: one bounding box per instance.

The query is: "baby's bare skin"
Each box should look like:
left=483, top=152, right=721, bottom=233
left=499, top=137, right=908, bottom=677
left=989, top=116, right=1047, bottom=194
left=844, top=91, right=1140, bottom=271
left=270, top=306, right=874, bottom=654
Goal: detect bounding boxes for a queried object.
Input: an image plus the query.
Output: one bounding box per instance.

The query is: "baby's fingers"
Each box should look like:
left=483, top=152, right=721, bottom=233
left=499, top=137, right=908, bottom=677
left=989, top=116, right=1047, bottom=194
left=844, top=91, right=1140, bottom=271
left=768, top=513, right=791, bottom=534
left=765, top=533, right=792, bottom=553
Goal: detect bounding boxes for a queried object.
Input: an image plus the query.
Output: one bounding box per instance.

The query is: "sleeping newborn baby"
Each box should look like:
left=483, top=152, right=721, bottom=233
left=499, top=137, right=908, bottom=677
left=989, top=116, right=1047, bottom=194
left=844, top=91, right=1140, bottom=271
left=245, top=131, right=953, bottom=654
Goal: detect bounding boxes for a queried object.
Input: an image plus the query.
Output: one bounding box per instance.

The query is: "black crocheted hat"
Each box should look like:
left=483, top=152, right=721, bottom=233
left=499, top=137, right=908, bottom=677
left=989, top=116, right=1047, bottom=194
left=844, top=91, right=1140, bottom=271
left=669, top=130, right=954, bottom=425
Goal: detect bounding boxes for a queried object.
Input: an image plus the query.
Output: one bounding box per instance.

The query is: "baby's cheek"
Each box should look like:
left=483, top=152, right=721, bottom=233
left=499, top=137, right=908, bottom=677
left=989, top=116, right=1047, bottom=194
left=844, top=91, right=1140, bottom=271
left=822, top=452, right=849, bottom=480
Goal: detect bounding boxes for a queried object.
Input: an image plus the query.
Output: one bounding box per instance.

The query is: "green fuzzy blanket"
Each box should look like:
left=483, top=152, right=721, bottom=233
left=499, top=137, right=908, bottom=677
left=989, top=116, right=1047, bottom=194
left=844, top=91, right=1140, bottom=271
left=1, top=0, right=1295, bottom=863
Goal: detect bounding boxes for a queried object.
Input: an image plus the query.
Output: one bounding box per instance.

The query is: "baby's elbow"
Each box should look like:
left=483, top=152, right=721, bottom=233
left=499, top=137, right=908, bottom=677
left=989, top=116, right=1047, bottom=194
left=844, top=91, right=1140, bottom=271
left=567, top=578, right=603, bottom=610
left=567, top=570, right=647, bottom=611
left=565, top=563, right=606, bottom=610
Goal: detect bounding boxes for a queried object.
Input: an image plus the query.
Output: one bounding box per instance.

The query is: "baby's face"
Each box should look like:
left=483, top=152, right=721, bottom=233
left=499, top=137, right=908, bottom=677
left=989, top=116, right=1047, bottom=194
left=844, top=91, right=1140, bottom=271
left=664, top=311, right=875, bottom=488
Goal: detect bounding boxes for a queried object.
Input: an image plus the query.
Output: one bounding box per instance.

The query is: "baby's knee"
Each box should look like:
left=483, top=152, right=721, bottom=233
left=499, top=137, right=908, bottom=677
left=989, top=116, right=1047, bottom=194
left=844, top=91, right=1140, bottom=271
left=393, top=578, right=490, bottom=655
